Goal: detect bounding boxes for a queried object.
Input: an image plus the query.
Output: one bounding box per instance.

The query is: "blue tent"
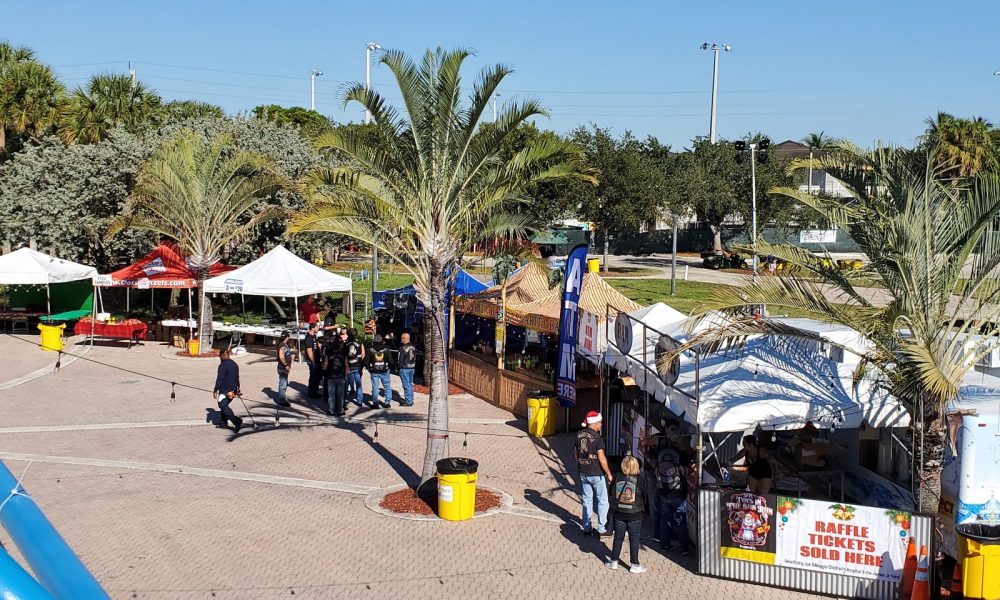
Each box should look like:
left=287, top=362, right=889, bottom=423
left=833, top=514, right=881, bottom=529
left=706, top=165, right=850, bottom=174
left=372, top=267, right=490, bottom=310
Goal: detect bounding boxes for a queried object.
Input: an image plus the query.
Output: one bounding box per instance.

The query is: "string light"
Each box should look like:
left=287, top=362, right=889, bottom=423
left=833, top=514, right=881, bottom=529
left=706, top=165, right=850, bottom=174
left=373, top=423, right=379, bottom=444
left=170, top=382, right=176, bottom=401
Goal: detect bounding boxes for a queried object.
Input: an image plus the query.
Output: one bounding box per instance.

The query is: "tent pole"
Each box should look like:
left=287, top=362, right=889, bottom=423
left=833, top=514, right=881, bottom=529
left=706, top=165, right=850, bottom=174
left=46, top=284, right=51, bottom=317
left=294, top=296, right=301, bottom=363
left=126, top=288, right=130, bottom=313
left=90, top=284, right=97, bottom=346
left=241, top=293, right=245, bottom=315
left=187, top=288, right=193, bottom=341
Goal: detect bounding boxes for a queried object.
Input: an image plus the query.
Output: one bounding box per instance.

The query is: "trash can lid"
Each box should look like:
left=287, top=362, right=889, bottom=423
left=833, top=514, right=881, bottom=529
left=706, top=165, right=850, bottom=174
left=436, top=457, right=479, bottom=475
left=527, top=390, right=556, bottom=398
left=956, top=523, right=1000, bottom=543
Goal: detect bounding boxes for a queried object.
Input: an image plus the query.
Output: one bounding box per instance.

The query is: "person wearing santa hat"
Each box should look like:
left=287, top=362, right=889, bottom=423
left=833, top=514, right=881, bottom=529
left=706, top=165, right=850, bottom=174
left=577, top=411, right=613, bottom=537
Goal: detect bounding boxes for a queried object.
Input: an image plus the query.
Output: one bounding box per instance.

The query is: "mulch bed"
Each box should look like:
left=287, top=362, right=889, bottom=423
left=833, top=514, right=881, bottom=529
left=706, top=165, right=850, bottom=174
left=380, top=481, right=502, bottom=516
left=176, top=349, right=221, bottom=358
left=414, top=382, right=465, bottom=395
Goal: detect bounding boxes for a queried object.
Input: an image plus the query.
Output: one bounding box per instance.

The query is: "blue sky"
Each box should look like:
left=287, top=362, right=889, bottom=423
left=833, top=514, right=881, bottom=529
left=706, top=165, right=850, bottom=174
left=8, top=0, right=1000, bottom=149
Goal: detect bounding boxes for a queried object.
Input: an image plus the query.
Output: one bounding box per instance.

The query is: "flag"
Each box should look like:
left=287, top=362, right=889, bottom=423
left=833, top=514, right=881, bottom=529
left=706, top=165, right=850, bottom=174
left=555, top=244, right=588, bottom=407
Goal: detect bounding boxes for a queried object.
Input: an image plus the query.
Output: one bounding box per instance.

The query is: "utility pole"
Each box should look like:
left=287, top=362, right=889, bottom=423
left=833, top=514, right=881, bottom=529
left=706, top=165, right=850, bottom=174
left=310, top=69, right=323, bottom=111
left=750, top=144, right=758, bottom=284
left=701, top=43, right=731, bottom=143
left=365, top=42, right=382, bottom=124
left=492, top=92, right=500, bottom=122
left=671, top=214, right=678, bottom=296
left=808, top=146, right=814, bottom=195
left=129, top=61, right=136, bottom=91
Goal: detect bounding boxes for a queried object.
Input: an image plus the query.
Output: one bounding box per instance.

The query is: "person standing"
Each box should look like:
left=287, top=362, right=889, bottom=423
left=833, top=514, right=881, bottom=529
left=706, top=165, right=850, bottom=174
left=397, top=332, right=417, bottom=407
left=577, top=411, right=613, bottom=536
left=303, top=320, right=322, bottom=399
left=322, top=303, right=339, bottom=338
left=322, top=336, right=348, bottom=416
left=275, top=332, right=293, bottom=407
left=213, top=349, right=243, bottom=434
left=299, top=296, right=319, bottom=326
left=654, top=444, right=691, bottom=556
left=605, top=455, right=648, bottom=573
left=345, top=328, right=365, bottom=407
left=743, top=435, right=773, bottom=495
left=366, top=334, right=394, bottom=408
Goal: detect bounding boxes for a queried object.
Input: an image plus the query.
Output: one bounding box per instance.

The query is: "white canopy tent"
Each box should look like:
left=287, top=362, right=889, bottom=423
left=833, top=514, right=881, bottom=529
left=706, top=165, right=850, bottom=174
left=0, top=247, right=97, bottom=314
left=202, top=245, right=354, bottom=353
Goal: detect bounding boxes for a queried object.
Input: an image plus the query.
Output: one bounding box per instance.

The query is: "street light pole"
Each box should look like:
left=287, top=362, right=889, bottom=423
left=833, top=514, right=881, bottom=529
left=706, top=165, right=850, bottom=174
left=492, top=92, right=500, bottom=123
left=701, top=42, right=731, bottom=143
left=671, top=214, right=678, bottom=296
left=310, top=69, right=323, bottom=111
left=808, top=147, right=814, bottom=195
left=750, top=143, right=758, bottom=284
left=365, top=42, right=382, bottom=124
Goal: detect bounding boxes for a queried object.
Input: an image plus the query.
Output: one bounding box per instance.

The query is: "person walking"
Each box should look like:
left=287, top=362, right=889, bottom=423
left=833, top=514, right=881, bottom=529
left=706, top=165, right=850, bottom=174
left=345, top=328, right=365, bottom=407
left=303, top=320, right=321, bottom=400
left=397, top=331, right=417, bottom=407
left=366, top=334, right=394, bottom=408
left=577, top=411, right=613, bottom=537
left=212, top=349, right=243, bottom=434
left=322, top=336, right=348, bottom=416
left=654, top=444, right=691, bottom=556
left=605, top=455, right=648, bottom=573
left=275, top=332, right=293, bottom=407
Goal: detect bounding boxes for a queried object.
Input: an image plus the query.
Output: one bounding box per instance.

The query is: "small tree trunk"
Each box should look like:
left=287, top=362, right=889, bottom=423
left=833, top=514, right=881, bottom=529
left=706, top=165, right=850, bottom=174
left=711, top=223, right=724, bottom=252
left=602, top=231, right=609, bottom=273
left=197, top=281, right=214, bottom=350
left=419, top=262, right=450, bottom=485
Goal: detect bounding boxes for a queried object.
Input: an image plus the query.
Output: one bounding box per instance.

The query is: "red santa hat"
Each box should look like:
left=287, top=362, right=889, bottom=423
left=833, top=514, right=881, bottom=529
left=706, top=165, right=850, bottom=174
left=581, top=411, right=602, bottom=426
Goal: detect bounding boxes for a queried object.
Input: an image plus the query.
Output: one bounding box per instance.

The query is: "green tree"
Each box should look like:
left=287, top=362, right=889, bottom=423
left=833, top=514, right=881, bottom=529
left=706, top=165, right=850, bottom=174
left=0, top=60, right=66, bottom=158
left=921, top=112, right=998, bottom=180
left=106, top=132, right=290, bottom=339
left=66, top=73, right=162, bottom=143
left=252, top=104, right=332, bottom=140
left=688, top=143, right=1000, bottom=513
left=801, top=131, right=839, bottom=151
left=161, top=100, right=225, bottom=122
left=287, top=47, right=595, bottom=484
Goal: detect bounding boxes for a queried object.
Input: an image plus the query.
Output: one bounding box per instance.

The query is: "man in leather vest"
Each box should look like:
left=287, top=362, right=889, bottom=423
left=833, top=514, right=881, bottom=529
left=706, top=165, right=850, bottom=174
left=576, top=411, right=613, bottom=536
left=397, top=332, right=417, bottom=407
left=366, top=334, right=394, bottom=408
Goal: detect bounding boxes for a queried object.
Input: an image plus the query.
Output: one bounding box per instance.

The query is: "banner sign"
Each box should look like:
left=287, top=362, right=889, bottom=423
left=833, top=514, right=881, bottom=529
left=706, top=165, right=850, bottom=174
left=578, top=310, right=599, bottom=356
left=773, top=497, right=909, bottom=582
left=555, top=244, right=588, bottom=407
left=799, top=229, right=837, bottom=244
left=720, top=492, right=777, bottom=564
left=223, top=278, right=244, bottom=293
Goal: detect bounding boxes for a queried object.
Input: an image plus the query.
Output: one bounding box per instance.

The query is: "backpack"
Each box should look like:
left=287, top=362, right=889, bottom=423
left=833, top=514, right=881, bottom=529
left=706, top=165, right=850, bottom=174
left=656, top=448, right=684, bottom=492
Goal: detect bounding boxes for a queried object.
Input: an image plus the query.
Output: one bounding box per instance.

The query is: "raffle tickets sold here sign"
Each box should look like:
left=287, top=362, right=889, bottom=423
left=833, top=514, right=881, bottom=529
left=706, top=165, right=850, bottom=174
left=773, top=497, right=909, bottom=582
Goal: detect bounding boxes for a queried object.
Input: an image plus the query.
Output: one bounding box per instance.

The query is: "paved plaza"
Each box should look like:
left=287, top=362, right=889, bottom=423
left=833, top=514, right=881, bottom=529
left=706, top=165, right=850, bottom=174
left=0, top=334, right=823, bottom=599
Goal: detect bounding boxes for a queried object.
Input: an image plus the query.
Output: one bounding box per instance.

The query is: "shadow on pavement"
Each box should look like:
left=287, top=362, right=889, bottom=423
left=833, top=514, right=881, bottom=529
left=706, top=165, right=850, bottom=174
left=339, top=418, right=421, bottom=487
left=558, top=523, right=610, bottom=565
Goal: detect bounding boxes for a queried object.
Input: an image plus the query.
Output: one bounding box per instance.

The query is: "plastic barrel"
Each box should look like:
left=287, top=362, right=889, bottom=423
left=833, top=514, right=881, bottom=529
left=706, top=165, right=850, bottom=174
left=958, top=523, right=1000, bottom=600
left=526, top=391, right=556, bottom=437
left=37, top=323, right=65, bottom=353
left=436, top=458, right=478, bottom=521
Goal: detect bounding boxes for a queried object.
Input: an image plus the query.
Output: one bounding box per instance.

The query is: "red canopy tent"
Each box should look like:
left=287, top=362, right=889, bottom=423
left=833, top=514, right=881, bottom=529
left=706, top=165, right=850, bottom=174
left=96, top=243, right=234, bottom=288
left=93, top=243, right=237, bottom=342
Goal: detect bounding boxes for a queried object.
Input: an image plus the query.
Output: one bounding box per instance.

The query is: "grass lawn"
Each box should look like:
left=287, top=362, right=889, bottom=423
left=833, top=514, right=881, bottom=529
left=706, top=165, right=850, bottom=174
left=608, top=278, right=840, bottom=320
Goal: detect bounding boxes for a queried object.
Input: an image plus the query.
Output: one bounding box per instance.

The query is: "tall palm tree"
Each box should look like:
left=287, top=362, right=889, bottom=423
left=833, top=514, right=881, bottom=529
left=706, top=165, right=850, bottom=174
left=682, top=142, right=1000, bottom=513
left=106, top=132, right=289, bottom=340
left=0, top=41, right=35, bottom=72
left=0, top=60, right=67, bottom=156
left=287, top=47, right=596, bottom=485
left=66, top=73, right=162, bottom=143
left=922, top=112, right=998, bottom=179
left=801, top=131, right=838, bottom=151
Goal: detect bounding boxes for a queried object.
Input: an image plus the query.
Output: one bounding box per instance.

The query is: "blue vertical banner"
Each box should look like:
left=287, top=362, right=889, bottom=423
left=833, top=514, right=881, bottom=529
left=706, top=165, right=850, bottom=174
left=556, top=244, right=588, bottom=407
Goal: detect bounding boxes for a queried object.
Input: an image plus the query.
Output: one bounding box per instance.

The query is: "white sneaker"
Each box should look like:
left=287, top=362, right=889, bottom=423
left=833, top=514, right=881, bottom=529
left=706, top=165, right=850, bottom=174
left=604, top=560, right=619, bottom=570
left=629, top=564, right=647, bottom=574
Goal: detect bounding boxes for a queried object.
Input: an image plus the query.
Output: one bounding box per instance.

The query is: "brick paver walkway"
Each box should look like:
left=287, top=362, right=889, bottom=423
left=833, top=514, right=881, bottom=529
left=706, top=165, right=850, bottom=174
left=0, top=334, right=822, bottom=599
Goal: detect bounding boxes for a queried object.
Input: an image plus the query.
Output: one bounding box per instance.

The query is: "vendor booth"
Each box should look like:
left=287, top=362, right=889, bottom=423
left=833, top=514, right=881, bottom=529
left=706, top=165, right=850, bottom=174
left=604, top=306, right=931, bottom=600
left=202, top=245, right=353, bottom=354
left=450, top=263, right=639, bottom=423
left=93, top=242, right=234, bottom=344
left=372, top=265, right=489, bottom=335
left=0, top=248, right=97, bottom=338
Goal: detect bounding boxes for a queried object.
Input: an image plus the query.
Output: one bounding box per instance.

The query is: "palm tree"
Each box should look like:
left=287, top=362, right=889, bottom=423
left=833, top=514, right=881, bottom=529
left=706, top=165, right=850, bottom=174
left=0, top=60, right=67, bottom=156
left=801, top=131, right=838, bottom=151
left=682, top=142, right=1000, bottom=513
left=922, top=112, right=998, bottom=179
left=66, top=73, right=162, bottom=143
left=0, top=41, right=35, bottom=72
left=106, top=132, right=289, bottom=340
left=287, top=47, right=596, bottom=485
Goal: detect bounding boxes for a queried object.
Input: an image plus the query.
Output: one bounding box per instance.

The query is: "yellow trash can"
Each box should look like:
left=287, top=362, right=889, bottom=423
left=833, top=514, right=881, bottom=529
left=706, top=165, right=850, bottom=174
left=187, top=338, right=200, bottom=356
left=37, top=323, right=66, bottom=352
left=958, top=523, right=1000, bottom=599
left=436, top=458, right=478, bottom=521
left=587, top=258, right=601, bottom=273
left=527, top=390, right=556, bottom=437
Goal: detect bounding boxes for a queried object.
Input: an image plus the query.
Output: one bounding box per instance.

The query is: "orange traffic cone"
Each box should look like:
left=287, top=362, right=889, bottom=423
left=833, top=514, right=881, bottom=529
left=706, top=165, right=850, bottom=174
left=900, top=537, right=918, bottom=599
left=912, top=553, right=930, bottom=600
left=951, top=562, right=963, bottom=599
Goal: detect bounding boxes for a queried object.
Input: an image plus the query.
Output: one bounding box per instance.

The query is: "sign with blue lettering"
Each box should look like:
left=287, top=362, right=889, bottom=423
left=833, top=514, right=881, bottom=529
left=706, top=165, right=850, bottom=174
left=555, top=244, right=588, bottom=407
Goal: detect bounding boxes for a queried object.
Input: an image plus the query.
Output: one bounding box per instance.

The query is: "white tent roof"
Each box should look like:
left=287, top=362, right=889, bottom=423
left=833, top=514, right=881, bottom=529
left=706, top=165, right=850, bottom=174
left=0, top=247, right=97, bottom=285
left=202, top=245, right=352, bottom=297
left=606, top=302, right=688, bottom=373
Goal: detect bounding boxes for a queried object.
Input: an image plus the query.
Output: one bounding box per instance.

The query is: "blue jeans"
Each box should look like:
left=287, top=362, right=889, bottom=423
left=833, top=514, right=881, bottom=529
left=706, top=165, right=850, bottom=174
left=611, top=517, right=642, bottom=565
left=658, top=494, right=689, bottom=550
left=370, top=371, right=391, bottom=405
left=277, top=369, right=289, bottom=401
left=348, top=369, right=363, bottom=405
left=326, top=376, right=345, bottom=414
left=580, top=473, right=609, bottom=533
left=399, top=368, right=414, bottom=405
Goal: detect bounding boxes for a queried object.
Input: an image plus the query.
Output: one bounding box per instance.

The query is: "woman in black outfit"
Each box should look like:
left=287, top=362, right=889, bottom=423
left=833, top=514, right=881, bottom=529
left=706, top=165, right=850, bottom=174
left=605, top=455, right=648, bottom=574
